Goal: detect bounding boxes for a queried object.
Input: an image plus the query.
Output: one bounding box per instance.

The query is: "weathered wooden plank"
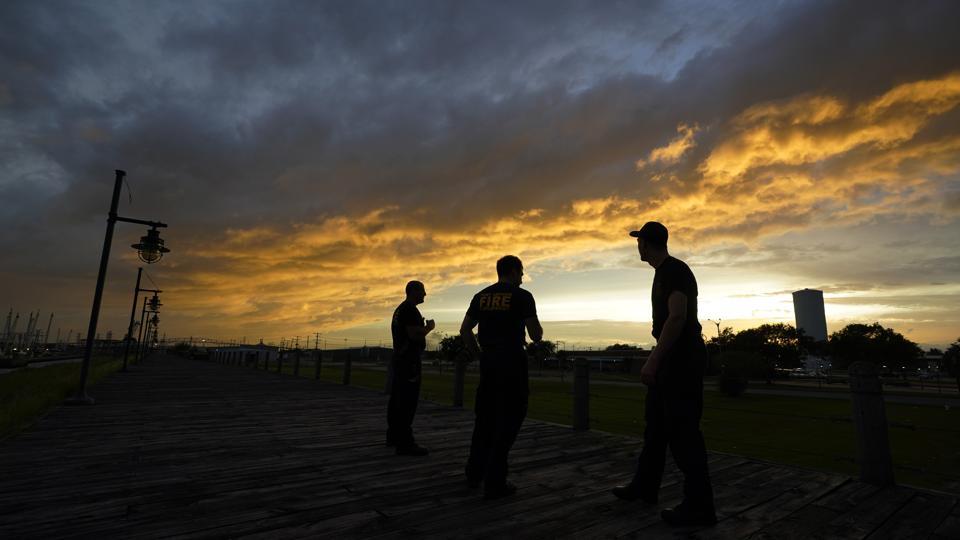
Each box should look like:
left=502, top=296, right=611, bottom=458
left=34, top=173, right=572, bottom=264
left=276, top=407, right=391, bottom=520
left=865, top=493, right=956, bottom=539
left=699, top=472, right=848, bottom=539
left=1, top=355, right=955, bottom=540
left=815, top=486, right=916, bottom=539
left=932, top=504, right=960, bottom=540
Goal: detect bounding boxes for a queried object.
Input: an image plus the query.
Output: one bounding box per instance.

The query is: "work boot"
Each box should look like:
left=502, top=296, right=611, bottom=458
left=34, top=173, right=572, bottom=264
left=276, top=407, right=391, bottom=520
left=395, top=444, right=429, bottom=456
left=483, top=481, right=517, bottom=500
left=660, top=503, right=717, bottom=526
left=611, top=484, right=657, bottom=504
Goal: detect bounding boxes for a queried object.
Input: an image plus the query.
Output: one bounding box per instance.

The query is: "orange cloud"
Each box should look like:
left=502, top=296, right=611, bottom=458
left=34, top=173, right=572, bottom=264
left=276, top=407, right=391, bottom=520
left=636, top=123, right=698, bottom=169
left=157, top=73, right=960, bottom=340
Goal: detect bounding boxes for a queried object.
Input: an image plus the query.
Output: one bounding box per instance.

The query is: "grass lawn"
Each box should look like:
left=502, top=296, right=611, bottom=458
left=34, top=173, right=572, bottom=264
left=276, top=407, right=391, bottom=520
left=267, top=359, right=959, bottom=494
left=0, top=357, right=124, bottom=439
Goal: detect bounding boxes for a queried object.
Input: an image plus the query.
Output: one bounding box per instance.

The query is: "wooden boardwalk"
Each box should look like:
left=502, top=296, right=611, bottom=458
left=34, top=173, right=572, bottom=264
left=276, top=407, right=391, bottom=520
left=1, top=356, right=957, bottom=539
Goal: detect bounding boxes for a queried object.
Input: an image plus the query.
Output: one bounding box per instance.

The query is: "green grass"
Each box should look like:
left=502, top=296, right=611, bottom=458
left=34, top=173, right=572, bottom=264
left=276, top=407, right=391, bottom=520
left=243, top=358, right=960, bottom=494
left=0, top=356, right=124, bottom=439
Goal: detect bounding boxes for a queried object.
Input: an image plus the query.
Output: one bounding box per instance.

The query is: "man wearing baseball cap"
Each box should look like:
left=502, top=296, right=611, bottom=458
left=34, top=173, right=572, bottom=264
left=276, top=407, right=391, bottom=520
left=612, top=221, right=716, bottom=527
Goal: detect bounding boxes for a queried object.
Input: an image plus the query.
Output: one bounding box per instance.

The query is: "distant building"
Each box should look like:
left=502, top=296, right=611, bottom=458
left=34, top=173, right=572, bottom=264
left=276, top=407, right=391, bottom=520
left=792, top=288, right=828, bottom=342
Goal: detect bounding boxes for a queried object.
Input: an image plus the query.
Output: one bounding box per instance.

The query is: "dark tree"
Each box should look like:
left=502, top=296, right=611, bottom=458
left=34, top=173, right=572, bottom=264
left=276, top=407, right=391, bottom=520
left=527, top=340, right=557, bottom=359
left=605, top=343, right=643, bottom=351
left=706, top=327, right=736, bottom=355
left=728, top=323, right=803, bottom=382
left=828, top=323, right=922, bottom=372
left=438, top=334, right=466, bottom=363
left=943, top=338, right=960, bottom=394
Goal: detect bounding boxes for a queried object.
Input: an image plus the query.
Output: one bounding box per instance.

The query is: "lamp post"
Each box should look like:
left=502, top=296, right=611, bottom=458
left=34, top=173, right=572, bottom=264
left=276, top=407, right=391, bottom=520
left=137, top=293, right=162, bottom=364
left=708, top=319, right=723, bottom=354
left=121, top=268, right=162, bottom=371
left=67, top=170, right=169, bottom=405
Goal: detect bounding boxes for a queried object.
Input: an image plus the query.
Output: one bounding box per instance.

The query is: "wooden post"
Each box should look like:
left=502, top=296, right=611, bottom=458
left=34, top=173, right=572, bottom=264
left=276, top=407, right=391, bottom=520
left=848, top=361, right=895, bottom=486
left=315, top=350, right=322, bottom=380
left=453, top=356, right=466, bottom=407
left=277, top=350, right=284, bottom=374
left=343, top=351, right=352, bottom=385
left=573, top=358, right=590, bottom=431
left=384, top=356, right=394, bottom=395
left=293, top=349, right=301, bottom=376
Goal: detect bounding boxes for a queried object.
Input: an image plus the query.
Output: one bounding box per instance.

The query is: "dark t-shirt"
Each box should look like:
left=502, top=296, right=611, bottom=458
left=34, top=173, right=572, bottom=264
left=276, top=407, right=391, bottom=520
left=466, top=282, right=537, bottom=353
left=391, top=300, right=425, bottom=358
left=652, top=256, right=702, bottom=345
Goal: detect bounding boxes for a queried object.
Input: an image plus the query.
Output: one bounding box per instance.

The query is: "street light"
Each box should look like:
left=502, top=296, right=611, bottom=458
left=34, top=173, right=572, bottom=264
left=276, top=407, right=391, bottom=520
left=137, top=293, right=161, bottom=364
left=121, top=267, right=162, bottom=371
left=67, top=170, right=169, bottom=405
left=132, top=227, right=170, bottom=263
left=708, top=319, right=723, bottom=354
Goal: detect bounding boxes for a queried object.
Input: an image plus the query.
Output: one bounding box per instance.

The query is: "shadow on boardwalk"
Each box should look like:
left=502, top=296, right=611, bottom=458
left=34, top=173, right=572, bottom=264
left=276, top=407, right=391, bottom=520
left=1, top=355, right=957, bottom=539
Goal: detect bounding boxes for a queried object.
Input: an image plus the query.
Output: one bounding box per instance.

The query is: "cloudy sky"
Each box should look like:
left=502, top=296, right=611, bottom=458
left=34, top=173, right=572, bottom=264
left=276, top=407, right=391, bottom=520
left=2, top=0, right=959, bottom=350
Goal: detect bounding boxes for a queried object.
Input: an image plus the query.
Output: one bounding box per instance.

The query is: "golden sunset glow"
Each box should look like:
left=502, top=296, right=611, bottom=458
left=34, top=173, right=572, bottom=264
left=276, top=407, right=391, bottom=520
left=3, top=3, right=958, bottom=349
left=124, top=73, right=959, bottom=346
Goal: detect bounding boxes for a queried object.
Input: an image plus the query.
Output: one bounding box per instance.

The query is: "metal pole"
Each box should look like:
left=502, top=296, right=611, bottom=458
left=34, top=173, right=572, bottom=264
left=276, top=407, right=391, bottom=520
left=68, top=170, right=125, bottom=405
left=122, top=268, right=143, bottom=371
left=135, top=298, right=148, bottom=364
left=44, top=312, right=54, bottom=347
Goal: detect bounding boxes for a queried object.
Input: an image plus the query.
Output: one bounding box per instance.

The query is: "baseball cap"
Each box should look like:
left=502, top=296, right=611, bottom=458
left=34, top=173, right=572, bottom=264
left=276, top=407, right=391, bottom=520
left=629, top=221, right=668, bottom=246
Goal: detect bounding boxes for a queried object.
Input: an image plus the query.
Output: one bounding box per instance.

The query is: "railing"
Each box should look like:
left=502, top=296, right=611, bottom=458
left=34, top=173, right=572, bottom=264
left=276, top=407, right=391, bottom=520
left=201, top=348, right=959, bottom=494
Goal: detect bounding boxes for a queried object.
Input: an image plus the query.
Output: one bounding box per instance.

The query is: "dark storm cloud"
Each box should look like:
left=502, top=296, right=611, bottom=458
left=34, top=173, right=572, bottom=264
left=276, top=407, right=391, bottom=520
left=2, top=0, right=960, bottom=340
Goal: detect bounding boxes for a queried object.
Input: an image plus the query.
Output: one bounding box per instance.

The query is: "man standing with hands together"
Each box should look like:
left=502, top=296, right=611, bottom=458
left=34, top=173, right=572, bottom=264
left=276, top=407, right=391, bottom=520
left=612, top=222, right=716, bottom=527
left=387, top=280, right=435, bottom=456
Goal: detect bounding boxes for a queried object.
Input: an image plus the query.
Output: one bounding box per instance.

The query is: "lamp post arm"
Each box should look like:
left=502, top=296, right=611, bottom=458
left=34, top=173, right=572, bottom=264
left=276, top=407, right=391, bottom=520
left=116, top=216, right=168, bottom=228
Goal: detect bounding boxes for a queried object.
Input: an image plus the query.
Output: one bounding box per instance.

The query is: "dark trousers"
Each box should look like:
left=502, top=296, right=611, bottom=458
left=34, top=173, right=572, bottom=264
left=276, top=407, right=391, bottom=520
left=465, top=353, right=528, bottom=488
left=386, top=355, right=421, bottom=447
left=631, top=377, right=714, bottom=510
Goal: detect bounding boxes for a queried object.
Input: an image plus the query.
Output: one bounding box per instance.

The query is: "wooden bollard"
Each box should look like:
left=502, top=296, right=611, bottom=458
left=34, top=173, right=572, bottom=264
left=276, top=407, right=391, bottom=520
left=453, top=356, right=467, bottom=407
left=573, top=358, right=590, bottom=431
left=384, top=357, right=394, bottom=395
left=848, top=361, right=895, bottom=486
left=315, top=350, right=322, bottom=380
left=293, top=350, right=301, bottom=376
left=343, top=351, right=352, bottom=385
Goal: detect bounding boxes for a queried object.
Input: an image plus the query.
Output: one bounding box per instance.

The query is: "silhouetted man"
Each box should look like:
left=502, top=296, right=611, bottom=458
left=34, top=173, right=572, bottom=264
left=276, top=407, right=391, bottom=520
left=387, top=280, right=435, bottom=456
left=460, top=255, right=543, bottom=499
left=612, top=222, right=716, bottom=527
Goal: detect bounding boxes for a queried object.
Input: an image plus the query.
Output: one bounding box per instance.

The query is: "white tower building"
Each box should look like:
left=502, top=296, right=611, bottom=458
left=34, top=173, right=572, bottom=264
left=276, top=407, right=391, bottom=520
left=792, top=288, right=828, bottom=342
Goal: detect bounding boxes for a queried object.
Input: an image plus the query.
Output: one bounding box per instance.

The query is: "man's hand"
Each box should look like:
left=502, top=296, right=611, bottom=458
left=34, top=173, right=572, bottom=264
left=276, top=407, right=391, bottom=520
left=640, top=356, right=659, bottom=386
left=425, top=319, right=436, bottom=332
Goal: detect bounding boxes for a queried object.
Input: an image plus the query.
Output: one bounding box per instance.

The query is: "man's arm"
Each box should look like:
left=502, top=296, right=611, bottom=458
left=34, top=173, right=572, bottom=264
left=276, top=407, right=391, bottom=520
left=641, top=291, right=687, bottom=385
left=459, top=314, right=481, bottom=357
left=525, top=316, right=543, bottom=343
left=406, top=319, right=435, bottom=339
